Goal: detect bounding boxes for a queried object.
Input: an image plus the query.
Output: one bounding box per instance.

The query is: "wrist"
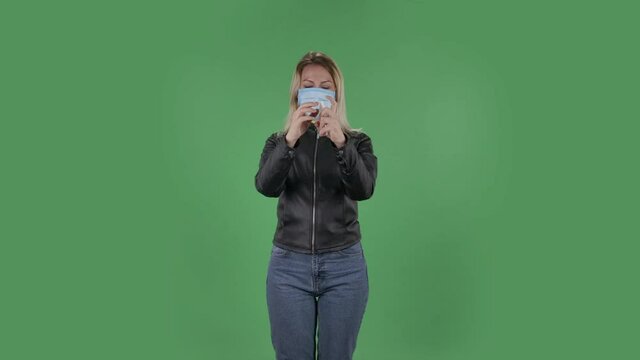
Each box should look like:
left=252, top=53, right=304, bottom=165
left=285, top=133, right=297, bottom=148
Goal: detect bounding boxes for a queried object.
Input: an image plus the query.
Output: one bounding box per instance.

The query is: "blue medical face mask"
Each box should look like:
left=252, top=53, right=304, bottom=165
left=297, top=87, right=336, bottom=110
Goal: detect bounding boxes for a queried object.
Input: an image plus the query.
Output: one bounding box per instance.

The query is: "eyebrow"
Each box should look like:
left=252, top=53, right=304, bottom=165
left=303, top=79, right=333, bottom=83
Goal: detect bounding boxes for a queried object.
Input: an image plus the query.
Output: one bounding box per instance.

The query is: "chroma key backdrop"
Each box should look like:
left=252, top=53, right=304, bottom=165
left=2, top=0, right=638, bottom=359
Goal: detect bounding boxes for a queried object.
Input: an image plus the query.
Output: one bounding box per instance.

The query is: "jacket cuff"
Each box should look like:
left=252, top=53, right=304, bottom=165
left=332, top=134, right=358, bottom=175
left=276, top=133, right=297, bottom=159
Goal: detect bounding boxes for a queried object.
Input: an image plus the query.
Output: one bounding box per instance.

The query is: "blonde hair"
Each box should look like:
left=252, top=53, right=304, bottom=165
left=279, top=51, right=363, bottom=137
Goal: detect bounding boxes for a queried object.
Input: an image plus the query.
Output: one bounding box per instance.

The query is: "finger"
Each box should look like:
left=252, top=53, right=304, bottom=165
left=319, top=115, right=334, bottom=130
left=296, top=102, right=319, bottom=113
left=320, top=106, right=334, bottom=118
left=298, top=101, right=319, bottom=109
left=297, top=106, right=315, bottom=116
left=298, top=106, right=320, bottom=117
left=317, top=117, right=328, bottom=129
left=302, top=109, right=318, bottom=117
left=326, top=95, right=337, bottom=107
left=323, top=103, right=337, bottom=117
left=297, top=116, right=315, bottom=124
left=318, top=120, right=331, bottom=132
left=319, top=126, right=331, bottom=137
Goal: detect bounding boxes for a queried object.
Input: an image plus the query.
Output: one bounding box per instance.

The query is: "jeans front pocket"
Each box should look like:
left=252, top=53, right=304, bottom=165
left=337, top=241, right=363, bottom=257
left=271, top=244, right=289, bottom=257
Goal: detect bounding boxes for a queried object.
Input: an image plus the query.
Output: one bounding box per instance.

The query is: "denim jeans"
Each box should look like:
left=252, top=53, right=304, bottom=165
left=266, top=241, right=369, bottom=360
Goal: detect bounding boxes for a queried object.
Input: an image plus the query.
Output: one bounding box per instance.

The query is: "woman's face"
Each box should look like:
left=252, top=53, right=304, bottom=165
left=300, top=64, right=336, bottom=91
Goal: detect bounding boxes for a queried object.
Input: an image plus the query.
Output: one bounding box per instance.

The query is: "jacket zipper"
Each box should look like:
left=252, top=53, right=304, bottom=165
left=312, top=130, right=319, bottom=254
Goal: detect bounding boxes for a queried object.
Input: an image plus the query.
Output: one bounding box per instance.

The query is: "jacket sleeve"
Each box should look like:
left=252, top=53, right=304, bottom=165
left=255, top=132, right=297, bottom=197
left=331, top=132, right=378, bottom=201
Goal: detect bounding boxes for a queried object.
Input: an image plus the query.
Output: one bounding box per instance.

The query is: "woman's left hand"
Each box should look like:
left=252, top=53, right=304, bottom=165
left=317, top=96, right=346, bottom=148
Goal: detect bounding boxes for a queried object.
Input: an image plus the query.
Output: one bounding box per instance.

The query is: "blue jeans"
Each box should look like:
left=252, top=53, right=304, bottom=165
left=266, top=241, right=370, bottom=360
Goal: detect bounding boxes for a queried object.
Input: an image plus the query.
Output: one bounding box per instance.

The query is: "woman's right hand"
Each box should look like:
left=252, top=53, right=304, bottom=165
left=285, top=102, right=319, bottom=147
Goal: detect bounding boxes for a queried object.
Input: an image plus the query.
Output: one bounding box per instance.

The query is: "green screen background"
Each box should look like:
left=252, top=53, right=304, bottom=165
left=2, top=0, right=637, bottom=359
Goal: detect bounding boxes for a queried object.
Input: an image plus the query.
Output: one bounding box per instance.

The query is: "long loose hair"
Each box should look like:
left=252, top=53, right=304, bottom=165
left=279, top=51, right=362, bottom=137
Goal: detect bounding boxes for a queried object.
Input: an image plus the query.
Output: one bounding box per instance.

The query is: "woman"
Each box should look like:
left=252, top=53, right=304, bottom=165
left=255, top=51, right=378, bottom=360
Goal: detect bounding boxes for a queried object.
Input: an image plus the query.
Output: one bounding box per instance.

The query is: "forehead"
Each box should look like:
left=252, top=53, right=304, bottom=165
left=301, top=65, right=333, bottom=81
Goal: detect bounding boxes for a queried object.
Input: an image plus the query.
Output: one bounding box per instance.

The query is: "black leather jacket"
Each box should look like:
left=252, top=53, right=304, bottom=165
left=255, top=125, right=378, bottom=254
